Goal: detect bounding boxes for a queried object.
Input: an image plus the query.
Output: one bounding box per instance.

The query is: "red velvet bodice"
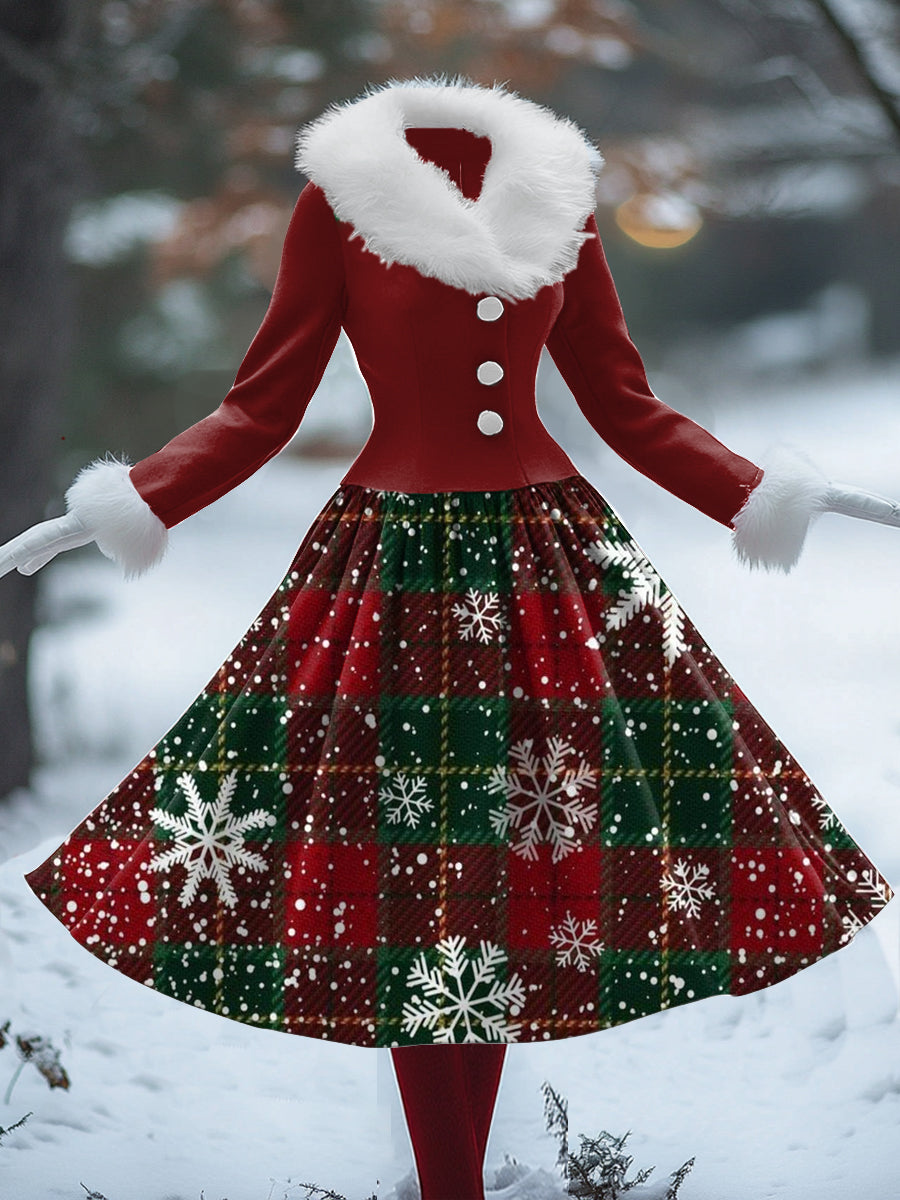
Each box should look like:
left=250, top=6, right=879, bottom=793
left=128, top=128, right=761, bottom=530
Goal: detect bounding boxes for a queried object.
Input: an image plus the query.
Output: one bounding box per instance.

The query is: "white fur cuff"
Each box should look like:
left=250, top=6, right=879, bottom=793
left=65, top=456, right=168, bottom=579
left=731, top=445, right=831, bottom=573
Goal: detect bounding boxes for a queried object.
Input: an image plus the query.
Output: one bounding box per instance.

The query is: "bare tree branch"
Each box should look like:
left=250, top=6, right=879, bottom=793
left=809, top=0, right=900, bottom=142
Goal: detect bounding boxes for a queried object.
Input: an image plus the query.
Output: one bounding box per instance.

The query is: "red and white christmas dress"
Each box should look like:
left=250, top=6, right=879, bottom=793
left=23, top=78, right=894, bottom=1050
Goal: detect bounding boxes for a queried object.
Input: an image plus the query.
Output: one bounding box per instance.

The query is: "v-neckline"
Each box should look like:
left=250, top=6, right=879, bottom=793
left=403, top=126, right=493, bottom=203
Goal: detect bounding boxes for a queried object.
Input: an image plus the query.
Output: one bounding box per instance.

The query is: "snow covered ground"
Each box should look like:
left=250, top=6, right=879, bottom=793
left=2, top=360, right=900, bottom=1200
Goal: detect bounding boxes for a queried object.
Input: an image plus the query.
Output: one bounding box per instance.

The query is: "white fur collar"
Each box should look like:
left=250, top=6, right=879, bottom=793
left=295, top=76, right=603, bottom=301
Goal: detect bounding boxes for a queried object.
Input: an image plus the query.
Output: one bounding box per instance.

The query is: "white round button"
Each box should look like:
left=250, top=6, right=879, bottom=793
left=477, top=296, right=504, bottom=321
left=476, top=360, right=504, bottom=385
left=477, top=409, right=504, bottom=436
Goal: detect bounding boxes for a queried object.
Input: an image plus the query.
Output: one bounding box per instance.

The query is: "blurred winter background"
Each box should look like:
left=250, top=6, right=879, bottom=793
left=1, top=2, right=900, bottom=1198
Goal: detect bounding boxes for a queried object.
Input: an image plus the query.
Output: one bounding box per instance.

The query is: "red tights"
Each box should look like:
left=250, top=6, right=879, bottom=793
left=391, top=1044, right=507, bottom=1200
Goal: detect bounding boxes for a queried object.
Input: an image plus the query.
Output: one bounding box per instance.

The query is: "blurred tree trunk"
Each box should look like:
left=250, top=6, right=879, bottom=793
left=0, top=2, right=81, bottom=800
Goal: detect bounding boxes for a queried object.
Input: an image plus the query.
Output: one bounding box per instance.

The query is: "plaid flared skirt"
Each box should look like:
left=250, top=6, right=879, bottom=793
left=24, top=473, right=894, bottom=1046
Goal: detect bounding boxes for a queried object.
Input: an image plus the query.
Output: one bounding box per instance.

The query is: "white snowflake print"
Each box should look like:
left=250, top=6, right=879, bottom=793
left=380, top=772, right=434, bottom=828
left=840, top=909, right=865, bottom=945
left=487, top=736, right=598, bottom=863
left=149, top=769, right=273, bottom=909
left=451, top=588, right=505, bottom=643
left=549, top=912, right=605, bottom=972
left=838, top=868, right=892, bottom=945
left=810, top=793, right=839, bottom=831
left=585, top=533, right=688, bottom=668
left=660, top=858, right=716, bottom=919
left=401, top=935, right=526, bottom=1043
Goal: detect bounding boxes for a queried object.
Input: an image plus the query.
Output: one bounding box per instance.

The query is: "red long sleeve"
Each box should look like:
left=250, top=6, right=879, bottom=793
left=129, top=182, right=346, bottom=528
left=545, top=215, right=762, bottom=527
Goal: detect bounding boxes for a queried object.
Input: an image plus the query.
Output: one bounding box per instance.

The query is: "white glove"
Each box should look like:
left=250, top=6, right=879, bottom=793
left=823, top=481, right=900, bottom=527
left=1, top=457, right=169, bottom=582
left=0, top=512, right=96, bottom=579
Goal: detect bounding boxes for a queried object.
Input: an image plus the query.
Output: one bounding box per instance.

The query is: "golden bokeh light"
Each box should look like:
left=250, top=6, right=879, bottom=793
left=614, top=192, right=703, bottom=249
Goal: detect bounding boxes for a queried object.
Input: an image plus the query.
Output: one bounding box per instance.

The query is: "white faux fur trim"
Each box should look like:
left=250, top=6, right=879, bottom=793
left=295, top=75, right=603, bottom=301
left=65, top=456, right=168, bottom=579
left=731, top=445, right=831, bottom=573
